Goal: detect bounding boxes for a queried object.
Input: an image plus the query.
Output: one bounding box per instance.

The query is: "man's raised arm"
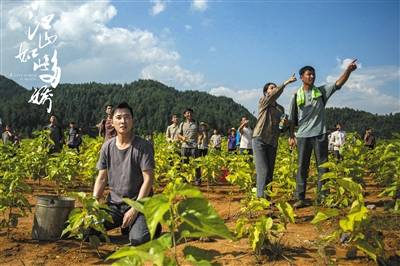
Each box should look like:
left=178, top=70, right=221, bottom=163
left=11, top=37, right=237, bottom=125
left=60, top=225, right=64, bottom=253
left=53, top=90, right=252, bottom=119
left=335, top=59, right=358, bottom=88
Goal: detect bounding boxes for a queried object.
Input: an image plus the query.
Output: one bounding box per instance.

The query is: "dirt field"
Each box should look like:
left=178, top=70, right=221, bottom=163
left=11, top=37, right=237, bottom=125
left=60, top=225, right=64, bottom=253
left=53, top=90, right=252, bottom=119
left=0, top=177, right=399, bottom=266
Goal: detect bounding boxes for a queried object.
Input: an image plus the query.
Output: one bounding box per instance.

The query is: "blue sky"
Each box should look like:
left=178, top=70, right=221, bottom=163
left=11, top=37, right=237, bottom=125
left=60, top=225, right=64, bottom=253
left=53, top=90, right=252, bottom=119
left=1, top=0, right=399, bottom=115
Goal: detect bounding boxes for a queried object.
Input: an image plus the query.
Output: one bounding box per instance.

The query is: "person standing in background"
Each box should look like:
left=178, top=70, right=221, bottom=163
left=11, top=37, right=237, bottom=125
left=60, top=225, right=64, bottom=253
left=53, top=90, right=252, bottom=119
left=98, top=104, right=116, bottom=142
left=238, top=116, right=253, bottom=155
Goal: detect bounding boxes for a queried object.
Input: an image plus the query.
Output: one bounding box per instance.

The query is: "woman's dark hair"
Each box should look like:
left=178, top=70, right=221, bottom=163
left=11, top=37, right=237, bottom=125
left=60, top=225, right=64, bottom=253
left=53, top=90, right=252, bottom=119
left=263, top=82, right=276, bottom=95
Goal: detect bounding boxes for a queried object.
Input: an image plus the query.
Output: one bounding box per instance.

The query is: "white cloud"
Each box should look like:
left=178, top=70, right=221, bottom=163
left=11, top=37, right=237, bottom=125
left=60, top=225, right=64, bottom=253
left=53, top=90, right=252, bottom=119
left=150, top=0, right=166, bottom=16
left=337, top=57, right=362, bottom=70
left=326, top=58, right=400, bottom=114
left=209, top=86, right=261, bottom=114
left=191, top=0, right=208, bottom=12
left=141, top=64, right=204, bottom=89
left=2, top=0, right=204, bottom=90
left=53, top=1, right=117, bottom=41
left=184, top=24, right=192, bottom=31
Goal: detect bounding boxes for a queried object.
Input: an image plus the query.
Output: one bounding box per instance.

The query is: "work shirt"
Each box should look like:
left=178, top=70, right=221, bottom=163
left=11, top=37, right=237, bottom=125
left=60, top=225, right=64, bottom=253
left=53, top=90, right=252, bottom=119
left=179, top=120, right=198, bottom=149
left=288, top=83, right=339, bottom=138
left=253, top=84, right=285, bottom=148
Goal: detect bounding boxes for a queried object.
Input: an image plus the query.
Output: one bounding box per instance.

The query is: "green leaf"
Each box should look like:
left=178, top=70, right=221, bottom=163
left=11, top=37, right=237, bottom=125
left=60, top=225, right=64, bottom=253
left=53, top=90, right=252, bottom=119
left=107, top=234, right=171, bottom=262
left=177, top=198, right=234, bottom=240
left=339, top=201, right=368, bottom=232
left=141, top=195, right=170, bottom=239
left=355, top=239, right=378, bottom=262
left=276, top=202, right=296, bottom=223
left=311, top=208, right=339, bottom=224
left=319, top=162, right=336, bottom=169
left=112, top=256, right=143, bottom=266
left=321, top=171, right=337, bottom=181
left=183, top=246, right=219, bottom=266
left=185, top=254, right=212, bottom=266
left=337, top=178, right=362, bottom=195
left=174, top=183, right=203, bottom=198
left=123, top=198, right=145, bottom=214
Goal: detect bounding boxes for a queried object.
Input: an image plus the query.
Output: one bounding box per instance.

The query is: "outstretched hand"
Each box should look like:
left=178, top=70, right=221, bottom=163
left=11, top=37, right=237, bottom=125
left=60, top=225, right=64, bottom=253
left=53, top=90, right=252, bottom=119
left=347, top=59, right=358, bottom=72
left=284, top=73, right=297, bottom=86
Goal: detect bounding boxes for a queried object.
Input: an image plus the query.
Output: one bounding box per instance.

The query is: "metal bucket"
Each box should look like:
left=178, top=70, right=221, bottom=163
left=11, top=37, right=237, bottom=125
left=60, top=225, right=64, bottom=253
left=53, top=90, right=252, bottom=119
left=31, top=195, right=75, bottom=240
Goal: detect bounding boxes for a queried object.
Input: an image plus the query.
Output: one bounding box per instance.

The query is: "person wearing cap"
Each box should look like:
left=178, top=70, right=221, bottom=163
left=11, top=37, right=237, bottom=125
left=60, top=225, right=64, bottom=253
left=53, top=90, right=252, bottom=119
left=177, top=108, right=201, bottom=186
left=252, top=74, right=297, bottom=199
left=197, top=122, right=209, bottom=156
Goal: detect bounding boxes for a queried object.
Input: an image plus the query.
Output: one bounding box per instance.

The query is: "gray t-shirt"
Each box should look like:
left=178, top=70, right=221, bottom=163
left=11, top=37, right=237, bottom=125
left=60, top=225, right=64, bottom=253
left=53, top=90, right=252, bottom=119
left=179, top=120, right=199, bottom=148
left=96, top=136, right=155, bottom=204
left=288, top=83, right=339, bottom=138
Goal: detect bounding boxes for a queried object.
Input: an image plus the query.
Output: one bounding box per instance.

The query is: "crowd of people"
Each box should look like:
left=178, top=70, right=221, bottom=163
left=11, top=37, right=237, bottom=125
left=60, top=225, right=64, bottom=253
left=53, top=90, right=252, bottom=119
left=1, top=59, right=382, bottom=247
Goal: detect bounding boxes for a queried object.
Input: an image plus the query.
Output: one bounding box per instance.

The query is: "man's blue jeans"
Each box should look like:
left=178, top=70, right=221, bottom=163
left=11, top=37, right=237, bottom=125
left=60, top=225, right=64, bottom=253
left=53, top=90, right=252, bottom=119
left=104, top=202, right=161, bottom=246
left=252, top=137, right=277, bottom=198
left=296, top=134, right=328, bottom=201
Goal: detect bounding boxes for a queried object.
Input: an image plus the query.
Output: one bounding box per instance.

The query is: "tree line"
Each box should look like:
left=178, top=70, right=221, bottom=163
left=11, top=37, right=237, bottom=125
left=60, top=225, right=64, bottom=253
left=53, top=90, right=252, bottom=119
left=0, top=75, right=398, bottom=139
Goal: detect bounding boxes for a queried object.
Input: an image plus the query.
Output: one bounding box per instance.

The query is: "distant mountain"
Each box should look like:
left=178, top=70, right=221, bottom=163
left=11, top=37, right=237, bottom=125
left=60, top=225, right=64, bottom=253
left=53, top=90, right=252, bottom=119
left=0, top=74, right=27, bottom=98
left=0, top=75, right=255, bottom=136
left=0, top=75, right=398, bottom=139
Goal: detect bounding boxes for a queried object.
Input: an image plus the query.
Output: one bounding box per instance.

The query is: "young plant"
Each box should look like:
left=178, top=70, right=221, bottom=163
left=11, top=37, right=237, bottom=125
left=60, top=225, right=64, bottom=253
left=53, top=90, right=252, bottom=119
left=18, top=130, right=50, bottom=182
left=77, top=136, right=103, bottom=186
left=312, top=199, right=385, bottom=263
left=0, top=143, right=31, bottom=236
left=235, top=196, right=295, bottom=260
left=107, top=178, right=234, bottom=265
left=319, top=161, right=364, bottom=208
left=46, top=149, right=80, bottom=195
left=62, top=192, right=113, bottom=256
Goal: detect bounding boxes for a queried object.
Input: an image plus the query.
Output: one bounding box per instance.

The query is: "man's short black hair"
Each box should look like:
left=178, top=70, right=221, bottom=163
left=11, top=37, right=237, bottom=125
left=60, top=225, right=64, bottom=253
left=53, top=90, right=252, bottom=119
left=112, top=102, right=133, bottom=117
left=263, top=82, right=276, bottom=94
left=183, top=108, right=194, bottom=114
left=299, top=66, right=315, bottom=76
left=69, top=121, right=76, bottom=125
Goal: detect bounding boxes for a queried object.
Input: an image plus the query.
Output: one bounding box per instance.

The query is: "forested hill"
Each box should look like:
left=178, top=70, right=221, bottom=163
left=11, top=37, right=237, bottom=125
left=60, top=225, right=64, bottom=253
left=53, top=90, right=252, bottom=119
left=0, top=75, right=255, bottom=136
left=0, top=74, right=399, bottom=139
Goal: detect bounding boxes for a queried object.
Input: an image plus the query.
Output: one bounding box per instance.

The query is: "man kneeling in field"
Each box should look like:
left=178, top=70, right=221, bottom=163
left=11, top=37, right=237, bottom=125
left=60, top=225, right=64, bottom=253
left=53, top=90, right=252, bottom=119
left=92, top=102, right=160, bottom=245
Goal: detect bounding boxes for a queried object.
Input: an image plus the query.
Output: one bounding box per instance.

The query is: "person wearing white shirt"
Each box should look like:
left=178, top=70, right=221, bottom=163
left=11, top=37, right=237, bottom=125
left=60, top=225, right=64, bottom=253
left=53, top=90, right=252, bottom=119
left=330, top=123, right=346, bottom=161
left=238, top=116, right=253, bottom=155
left=210, top=129, right=222, bottom=151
